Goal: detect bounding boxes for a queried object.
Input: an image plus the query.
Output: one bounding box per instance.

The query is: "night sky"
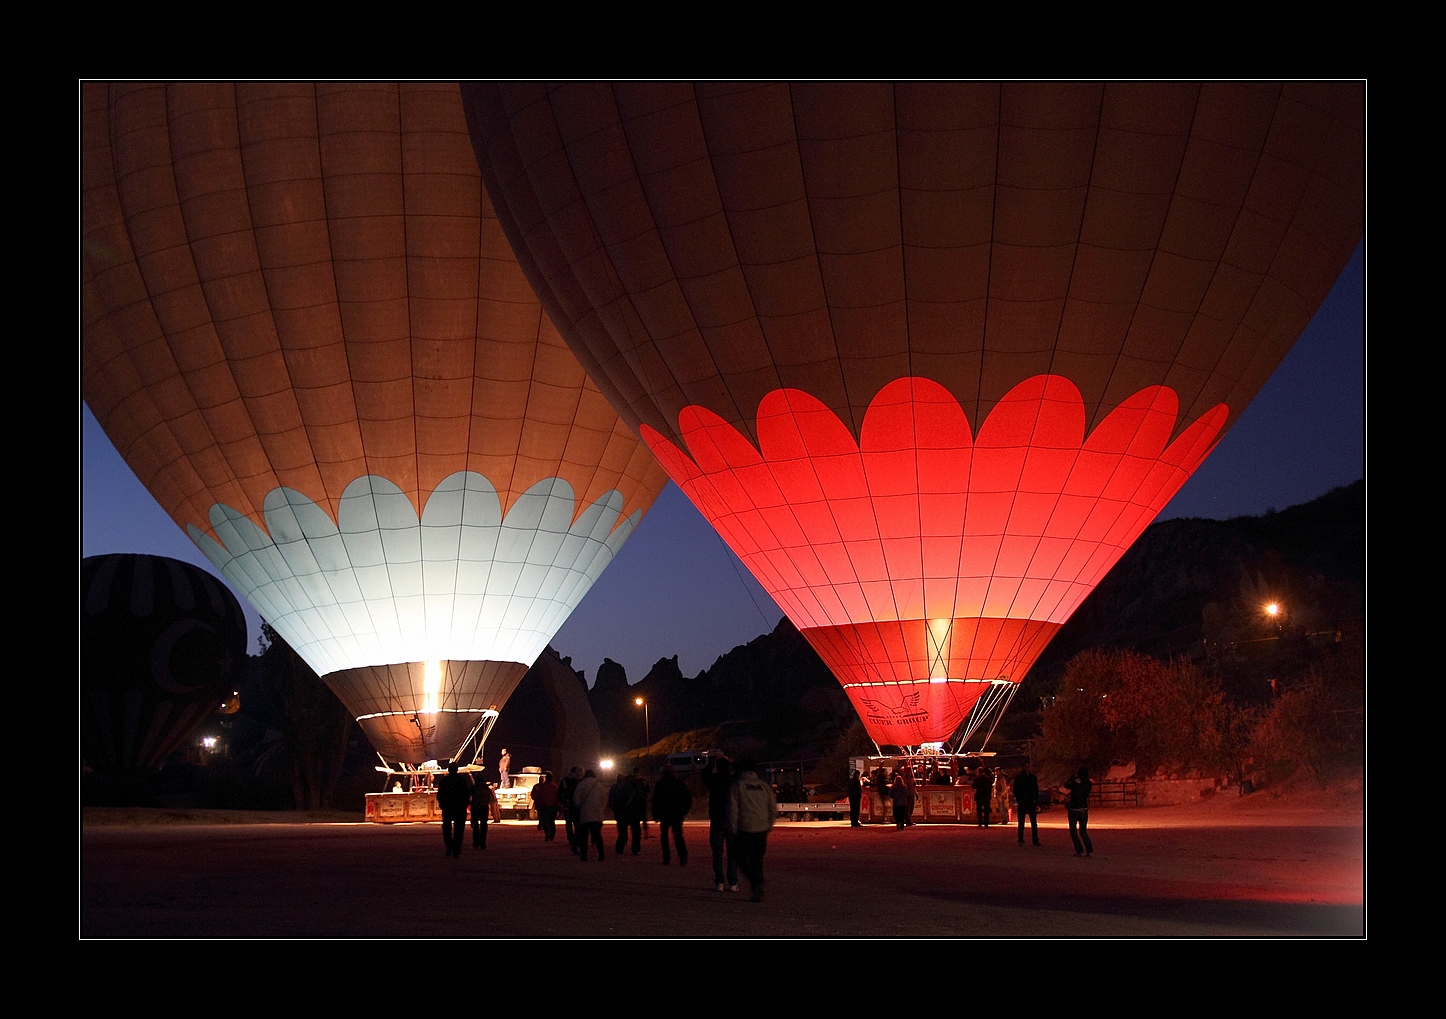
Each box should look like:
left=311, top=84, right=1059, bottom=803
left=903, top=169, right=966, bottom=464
left=81, top=245, right=1363, bottom=687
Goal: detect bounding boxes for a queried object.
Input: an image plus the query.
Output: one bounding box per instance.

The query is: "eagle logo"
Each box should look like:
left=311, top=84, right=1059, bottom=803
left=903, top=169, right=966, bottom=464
left=860, top=691, right=922, bottom=715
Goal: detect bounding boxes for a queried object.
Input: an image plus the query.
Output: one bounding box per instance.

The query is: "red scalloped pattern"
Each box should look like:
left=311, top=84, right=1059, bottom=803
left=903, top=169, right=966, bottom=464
left=644, top=376, right=1226, bottom=743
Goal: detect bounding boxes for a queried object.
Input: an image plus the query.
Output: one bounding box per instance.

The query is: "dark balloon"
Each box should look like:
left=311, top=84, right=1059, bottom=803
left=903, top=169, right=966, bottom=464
left=82, top=554, right=247, bottom=771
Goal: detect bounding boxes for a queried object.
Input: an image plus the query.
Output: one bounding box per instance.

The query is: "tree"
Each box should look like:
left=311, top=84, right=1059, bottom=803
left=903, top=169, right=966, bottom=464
left=1098, top=655, right=1243, bottom=775
left=1030, top=649, right=1118, bottom=778
left=1032, top=649, right=1244, bottom=779
left=1251, top=655, right=1363, bottom=784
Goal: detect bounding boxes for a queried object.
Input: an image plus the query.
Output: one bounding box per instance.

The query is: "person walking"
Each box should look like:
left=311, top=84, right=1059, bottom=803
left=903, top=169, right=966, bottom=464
left=435, top=760, right=472, bottom=858
left=609, top=771, right=644, bottom=856
left=470, top=774, right=497, bottom=850
left=559, top=766, right=581, bottom=853
left=702, top=753, right=738, bottom=892
left=531, top=771, right=560, bottom=842
left=727, top=759, right=777, bottom=903
left=1063, top=766, right=1094, bottom=857
left=574, top=768, right=607, bottom=861
left=651, top=765, right=692, bottom=865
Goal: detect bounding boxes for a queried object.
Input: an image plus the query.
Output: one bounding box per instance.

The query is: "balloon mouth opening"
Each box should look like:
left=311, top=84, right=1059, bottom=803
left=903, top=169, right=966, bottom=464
left=841, top=677, right=1011, bottom=688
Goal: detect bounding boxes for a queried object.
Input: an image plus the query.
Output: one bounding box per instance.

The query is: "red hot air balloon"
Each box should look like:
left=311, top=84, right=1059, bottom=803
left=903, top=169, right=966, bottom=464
left=83, top=83, right=667, bottom=765
left=464, top=82, right=1363, bottom=748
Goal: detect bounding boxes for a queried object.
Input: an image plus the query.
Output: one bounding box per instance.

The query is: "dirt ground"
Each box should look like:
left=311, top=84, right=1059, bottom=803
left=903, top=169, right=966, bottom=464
left=81, top=792, right=1364, bottom=938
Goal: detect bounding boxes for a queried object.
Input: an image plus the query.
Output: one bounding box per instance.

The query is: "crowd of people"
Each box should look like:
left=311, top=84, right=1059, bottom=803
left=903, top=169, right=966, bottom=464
left=432, top=752, right=778, bottom=902
left=848, top=758, right=1094, bottom=852
left=430, top=753, right=1096, bottom=893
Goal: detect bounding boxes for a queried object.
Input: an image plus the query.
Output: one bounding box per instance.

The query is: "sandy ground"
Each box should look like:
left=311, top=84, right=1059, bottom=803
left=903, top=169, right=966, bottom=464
left=81, top=795, right=1364, bottom=938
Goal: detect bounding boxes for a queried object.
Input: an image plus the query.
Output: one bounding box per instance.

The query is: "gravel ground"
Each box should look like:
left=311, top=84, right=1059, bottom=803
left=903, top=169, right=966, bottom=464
left=81, top=796, right=1364, bottom=938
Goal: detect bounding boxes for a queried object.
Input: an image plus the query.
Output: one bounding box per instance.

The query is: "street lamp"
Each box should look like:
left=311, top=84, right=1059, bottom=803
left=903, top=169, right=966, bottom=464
left=1263, top=601, right=1285, bottom=637
left=635, top=696, right=649, bottom=748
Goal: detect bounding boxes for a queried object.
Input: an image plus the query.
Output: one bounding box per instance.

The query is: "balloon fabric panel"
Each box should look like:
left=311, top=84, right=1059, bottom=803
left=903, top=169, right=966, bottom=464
left=646, top=376, right=1225, bottom=743
left=83, top=83, right=667, bottom=763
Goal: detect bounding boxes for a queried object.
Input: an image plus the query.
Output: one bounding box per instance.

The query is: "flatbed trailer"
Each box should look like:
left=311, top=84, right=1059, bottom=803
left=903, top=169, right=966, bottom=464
left=776, top=801, right=849, bottom=821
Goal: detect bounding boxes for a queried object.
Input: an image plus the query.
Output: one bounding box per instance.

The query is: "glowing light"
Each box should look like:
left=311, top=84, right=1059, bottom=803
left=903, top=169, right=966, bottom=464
left=422, top=661, right=443, bottom=715
left=1265, top=603, right=1281, bottom=617
left=927, top=619, right=953, bottom=683
left=190, top=475, right=644, bottom=677
left=600, top=759, right=614, bottom=771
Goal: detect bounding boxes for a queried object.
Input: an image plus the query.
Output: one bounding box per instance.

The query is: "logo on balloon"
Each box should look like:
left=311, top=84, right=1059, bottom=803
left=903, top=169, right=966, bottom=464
left=859, top=691, right=929, bottom=730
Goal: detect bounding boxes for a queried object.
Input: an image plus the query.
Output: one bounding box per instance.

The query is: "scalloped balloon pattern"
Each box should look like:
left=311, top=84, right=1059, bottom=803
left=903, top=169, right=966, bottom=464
left=188, top=470, right=641, bottom=677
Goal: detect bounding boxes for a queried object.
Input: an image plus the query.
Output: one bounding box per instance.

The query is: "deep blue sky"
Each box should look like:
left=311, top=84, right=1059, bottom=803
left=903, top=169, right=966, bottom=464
left=82, top=245, right=1363, bottom=685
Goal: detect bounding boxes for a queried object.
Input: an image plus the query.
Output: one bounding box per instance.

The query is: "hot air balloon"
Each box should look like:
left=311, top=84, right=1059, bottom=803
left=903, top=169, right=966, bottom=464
left=82, top=554, right=247, bottom=772
left=83, top=83, right=667, bottom=768
left=464, top=82, right=1363, bottom=748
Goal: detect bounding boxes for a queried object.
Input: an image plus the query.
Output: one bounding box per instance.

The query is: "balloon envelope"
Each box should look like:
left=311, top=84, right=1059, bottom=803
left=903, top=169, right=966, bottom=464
left=82, top=554, right=247, bottom=771
left=83, top=83, right=667, bottom=763
left=465, top=82, right=1363, bottom=745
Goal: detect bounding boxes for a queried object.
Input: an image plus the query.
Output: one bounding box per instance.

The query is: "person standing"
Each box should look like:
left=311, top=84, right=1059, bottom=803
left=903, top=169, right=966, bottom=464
left=972, top=766, right=994, bottom=828
left=531, top=771, right=560, bottom=842
left=631, top=768, right=652, bottom=843
left=847, top=770, right=863, bottom=827
left=470, top=775, right=497, bottom=850
left=498, top=748, right=512, bottom=789
left=1064, top=766, right=1094, bottom=857
left=559, top=766, right=581, bottom=853
left=701, top=753, right=738, bottom=892
left=574, top=768, right=607, bottom=861
left=727, top=759, right=777, bottom=903
left=651, top=765, right=692, bottom=865
left=1013, top=763, right=1040, bottom=846
left=435, top=760, right=472, bottom=858
left=608, top=772, right=643, bottom=855
left=993, top=768, right=1010, bottom=826
left=889, top=774, right=910, bottom=829
left=901, top=765, right=917, bottom=826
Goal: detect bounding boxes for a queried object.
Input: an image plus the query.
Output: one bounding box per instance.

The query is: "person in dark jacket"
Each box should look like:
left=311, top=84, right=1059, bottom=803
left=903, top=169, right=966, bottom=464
left=470, top=775, right=497, bottom=849
left=847, top=770, right=863, bottom=827
left=531, top=771, right=560, bottom=842
left=1013, top=763, right=1040, bottom=846
left=651, top=765, right=692, bottom=865
left=1064, top=766, right=1094, bottom=857
left=701, top=753, right=738, bottom=891
left=435, top=760, right=472, bottom=858
left=972, top=767, right=994, bottom=827
left=559, top=767, right=581, bottom=853
left=889, top=774, right=910, bottom=829
left=608, top=772, right=644, bottom=855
